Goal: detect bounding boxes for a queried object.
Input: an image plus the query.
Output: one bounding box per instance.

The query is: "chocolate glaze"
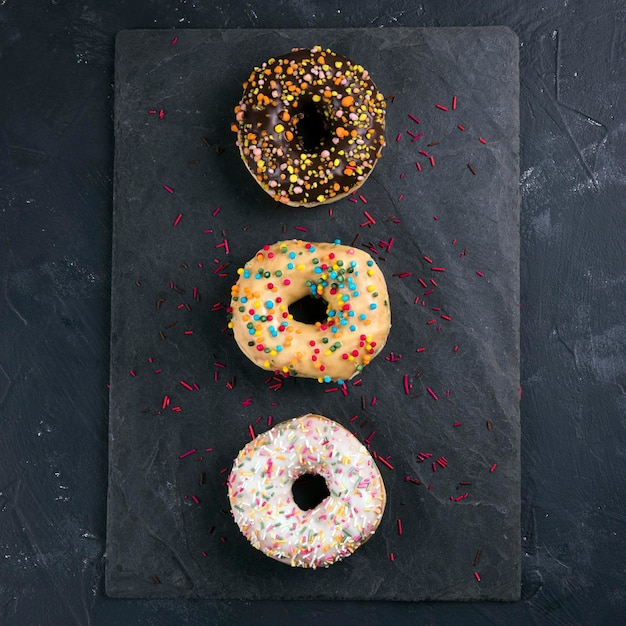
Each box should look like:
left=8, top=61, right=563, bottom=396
left=234, top=46, right=386, bottom=206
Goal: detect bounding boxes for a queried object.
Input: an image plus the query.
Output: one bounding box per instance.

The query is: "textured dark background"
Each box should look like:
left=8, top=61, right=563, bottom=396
left=0, top=1, right=624, bottom=625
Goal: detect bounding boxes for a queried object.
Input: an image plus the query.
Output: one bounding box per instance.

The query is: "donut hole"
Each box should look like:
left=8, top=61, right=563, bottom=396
left=291, top=473, right=330, bottom=511
left=295, top=99, right=330, bottom=152
left=288, top=295, right=329, bottom=325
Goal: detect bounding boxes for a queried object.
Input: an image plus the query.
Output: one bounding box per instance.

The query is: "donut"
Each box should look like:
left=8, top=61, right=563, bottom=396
left=227, top=413, right=386, bottom=568
left=227, top=239, right=391, bottom=384
left=231, top=45, right=386, bottom=207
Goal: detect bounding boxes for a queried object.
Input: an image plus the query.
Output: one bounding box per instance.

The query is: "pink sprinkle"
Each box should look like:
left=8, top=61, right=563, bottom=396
left=403, top=374, right=410, bottom=395
left=212, top=207, right=221, bottom=217
left=184, top=330, right=193, bottom=335
left=159, top=109, right=165, bottom=119
left=129, top=369, right=136, bottom=377
left=454, top=345, right=459, bottom=351
left=432, top=462, right=437, bottom=472
left=476, top=271, right=485, bottom=277
left=180, top=380, right=194, bottom=391
left=162, top=395, right=170, bottom=409
left=148, top=109, right=157, bottom=115
left=474, top=571, right=481, bottom=582
left=427, top=387, right=439, bottom=400
left=359, top=195, right=368, bottom=204
left=173, top=213, right=183, bottom=227
left=490, top=463, right=497, bottom=472
left=390, top=552, right=395, bottom=562
left=433, top=215, right=439, bottom=221
left=171, top=36, right=178, bottom=45
left=398, top=194, right=403, bottom=201
left=248, top=424, right=255, bottom=439
left=163, top=185, right=174, bottom=194
left=408, top=113, right=420, bottom=124
left=431, top=267, right=446, bottom=272
left=370, top=396, right=377, bottom=407
left=363, top=210, right=376, bottom=224
left=412, top=131, right=425, bottom=142
left=452, top=95, right=457, bottom=110
left=396, top=133, right=402, bottom=142
left=436, top=104, right=449, bottom=111
left=453, top=421, right=463, bottom=427
left=427, top=319, right=437, bottom=325
left=419, top=150, right=429, bottom=157
left=350, top=415, right=359, bottom=422
left=458, top=124, right=465, bottom=131
left=397, top=519, right=403, bottom=535
left=415, top=161, right=422, bottom=171
left=429, top=155, right=436, bottom=167
left=479, top=137, right=488, bottom=144
left=294, top=225, right=308, bottom=232
left=191, top=495, right=200, bottom=504
left=417, top=347, right=426, bottom=352
left=179, top=449, right=196, bottom=459
left=349, top=196, right=358, bottom=203
left=441, top=314, right=452, bottom=321
left=268, top=415, right=273, bottom=426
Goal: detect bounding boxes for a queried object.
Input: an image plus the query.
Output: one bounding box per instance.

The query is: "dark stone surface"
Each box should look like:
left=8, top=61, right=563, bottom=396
left=1, top=1, right=625, bottom=624
left=107, top=27, right=520, bottom=600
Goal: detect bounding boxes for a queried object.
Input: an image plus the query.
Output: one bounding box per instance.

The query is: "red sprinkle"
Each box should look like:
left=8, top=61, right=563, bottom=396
left=474, top=571, right=481, bottom=582
left=180, top=380, right=194, bottom=391
left=390, top=552, right=395, bottom=562
left=396, top=133, right=402, bottom=142
left=170, top=36, right=178, bottom=45
left=436, top=104, right=449, bottom=111
left=248, top=424, right=255, bottom=439
left=178, top=449, right=196, bottom=459
left=453, top=421, right=463, bottom=427
left=431, top=267, right=446, bottom=272
left=408, top=114, right=421, bottom=124
left=452, top=95, right=457, bottom=110
left=429, top=155, right=436, bottom=167
left=397, top=519, right=403, bottom=535
left=411, top=131, right=425, bottom=142
left=457, top=124, right=465, bottom=131
left=479, top=137, right=488, bottom=144
left=426, top=387, right=439, bottom=400
left=377, top=456, right=394, bottom=470
left=490, top=463, right=497, bottom=472
left=415, top=161, right=422, bottom=171
left=173, top=213, right=183, bottom=227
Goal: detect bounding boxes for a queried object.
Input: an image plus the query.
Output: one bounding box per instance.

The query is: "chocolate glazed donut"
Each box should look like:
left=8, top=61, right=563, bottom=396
left=232, top=46, right=386, bottom=207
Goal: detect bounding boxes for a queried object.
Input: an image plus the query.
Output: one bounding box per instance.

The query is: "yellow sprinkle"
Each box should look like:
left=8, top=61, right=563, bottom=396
left=274, top=123, right=285, bottom=133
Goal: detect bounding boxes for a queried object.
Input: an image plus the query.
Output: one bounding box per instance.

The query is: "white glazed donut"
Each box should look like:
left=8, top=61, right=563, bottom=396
left=227, top=239, right=391, bottom=383
left=227, top=414, right=387, bottom=568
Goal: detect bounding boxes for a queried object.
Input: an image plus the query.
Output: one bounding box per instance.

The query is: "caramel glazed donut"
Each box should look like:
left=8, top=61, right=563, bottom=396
left=227, top=239, right=391, bottom=384
left=232, top=46, right=386, bottom=207
left=227, top=414, right=386, bottom=568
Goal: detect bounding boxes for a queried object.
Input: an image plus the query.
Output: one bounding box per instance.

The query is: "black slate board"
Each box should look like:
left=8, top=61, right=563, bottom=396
left=107, top=27, right=520, bottom=601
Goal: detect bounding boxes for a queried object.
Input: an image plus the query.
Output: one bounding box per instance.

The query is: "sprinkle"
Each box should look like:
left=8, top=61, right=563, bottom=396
left=191, top=495, right=200, bottom=504
left=457, top=124, right=465, bottom=131
left=429, top=155, right=436, bottom=167
left=403, top=374, right=410, bottom=395
left=453, top=421, right=463, bottom=427
left=426, top=387, right=439, bottom=400
left=179, top=449, right=196, bottom=459
left=378, top=456, right=394, bottom=470
left=390, top=552, right=395, bottom=562
left=397, top=519, right=403, bottom=535
left=490, top=463, right=497, bottom=472
left=163, top=185, right=174, bottom=194
left=359, top=194, right=368, bottom=204
left=474, top=571, right=481, bottom=582
left=431, top=267, right=446, bottom=272
left=408, top=113, right=420, bottom=124
left=171, top=36, right=178, bottom=45
left=478, top=137, right=488, bottom=145
left=436, top=104, right=449, bottom=111
left=180, top=380, right=194, bottom=391
left=467, top=163, right=477, bottom=175
left=415, top=161, right=422, bottom=171
left=248, top=424, right=255, bottom=439
left=487, top=419, right=492, bottom=430
left=418, top=149, right=429, bottom=157
left=476, top=271, right=485, bottom=277
left=173, top=213, right=183, bottom=227
left=474, top=549, right=482, bottom=565
left=426, top=319, right=437, bottom=325
left=417, top=347, right=426, bottom=353
left=441, top=315, right=452, bottom=321
left=396, top=133, right=402, bottom=142
left=212, top=207, right=221, bottom=217
left=452, top=95, right=457, bottom=110
left=411, top=131, right=425, bottom=142
left=294, top=225, right=308, bottom=232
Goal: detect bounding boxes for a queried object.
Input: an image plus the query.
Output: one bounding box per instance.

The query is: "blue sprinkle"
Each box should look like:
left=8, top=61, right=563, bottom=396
left=337, top=379, right=344, bottom=385
left=240, top=296, right=248, bottom=303
left=276, top=345, right=282, bottom=351
left=243, top=269, right=251, bottom=278
left=350, top=261, right=357, bottom=267
left=333, top=239, right=341, bottom=245
left=265, top=300, right=273, bottom=309
left=370, top=303, right=377, bottom=310
left=348, top=311, right=355, bottom=317
left=248, top=328, right=255, bottom=335
left=367, top=260, right=374, bottom=266
left=352, top=291, right=359, bottom=297
left=331, top=327, right=338, bottom=333
left=289, top=252, right=296, bottom=259
left=287, top=263, right=294, bottom=269
left=314, top=267, right=322, bottom=274
left=253, top=314, right=260, bottom=320
left=340, top=319, right=347, bottom=326
left=349, top=325, right=356, bottom=331
left=359, top=314, right=366, bottom=320
left=342, top=294, right=349, bottom=302
left=324, top=375, right=332, bottom=383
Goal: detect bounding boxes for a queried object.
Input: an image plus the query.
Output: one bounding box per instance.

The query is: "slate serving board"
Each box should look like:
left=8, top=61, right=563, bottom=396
left=107, top=27, right=520, bottom=600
